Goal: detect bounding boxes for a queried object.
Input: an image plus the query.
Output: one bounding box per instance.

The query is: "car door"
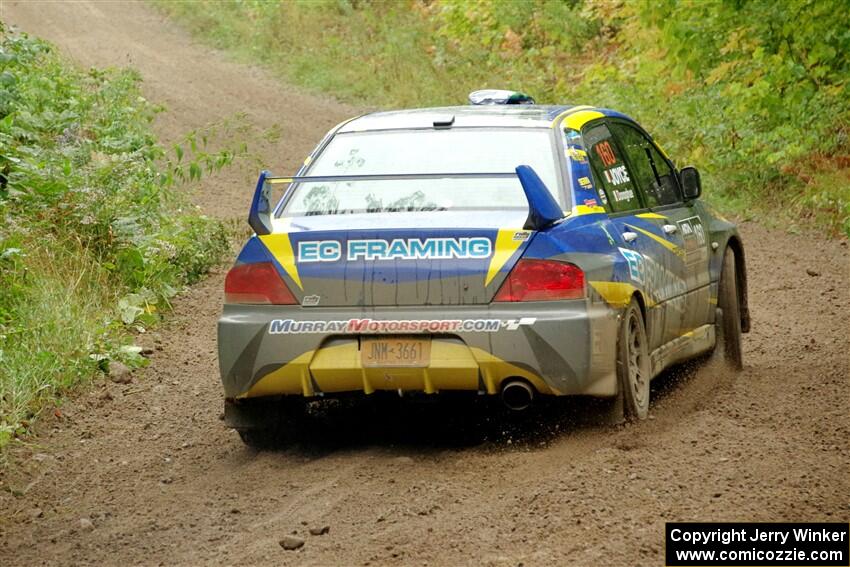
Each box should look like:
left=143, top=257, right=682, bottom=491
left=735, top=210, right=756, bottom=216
left=582, top=121, right=673, bottom=351
left=608, top=120, right=712, bottom=336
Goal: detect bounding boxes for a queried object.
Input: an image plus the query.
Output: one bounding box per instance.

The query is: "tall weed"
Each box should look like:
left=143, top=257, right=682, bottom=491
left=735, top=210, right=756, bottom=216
left=0, top=25, right=230, bottom=446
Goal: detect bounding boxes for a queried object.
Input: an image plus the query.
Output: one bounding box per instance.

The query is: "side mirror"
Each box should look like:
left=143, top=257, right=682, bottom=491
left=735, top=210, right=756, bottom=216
left=680, top=166, right=701, bottom=200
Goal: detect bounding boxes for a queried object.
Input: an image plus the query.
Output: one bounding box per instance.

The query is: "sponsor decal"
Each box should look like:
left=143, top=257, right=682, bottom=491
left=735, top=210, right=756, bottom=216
left=512, top=231, right=531, bottom=241
left=604, top=165, right=631, bottom=187
left=583, top=198, right=599, bottom=207
left=618, top=247, right=645, bottom=284
left=298, top=237, right=492, bottom=263
left=677, top=216, right=706, bottom=246
left=677, top=215, right=708, bottom=267
left=301, top=294, right=321, bottom=307
left=566, top=146, right=589, bottom=164
left=578, top=176, right=592, bottom=188
left=597, top=188, right=609, bottom=205
left=618, top=247, right=687, bottom=300
left=268, top=317, right=537, bottom=335
left=298, top=240, right=341, bottom=262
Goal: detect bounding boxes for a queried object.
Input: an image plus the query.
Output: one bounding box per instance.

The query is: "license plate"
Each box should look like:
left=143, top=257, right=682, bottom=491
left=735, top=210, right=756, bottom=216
left=360, top=336, right=431, bottom=368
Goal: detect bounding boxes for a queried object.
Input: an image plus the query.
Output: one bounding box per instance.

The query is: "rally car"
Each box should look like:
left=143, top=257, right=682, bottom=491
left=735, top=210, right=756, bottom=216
left=218, top=90, right=750, bottom=446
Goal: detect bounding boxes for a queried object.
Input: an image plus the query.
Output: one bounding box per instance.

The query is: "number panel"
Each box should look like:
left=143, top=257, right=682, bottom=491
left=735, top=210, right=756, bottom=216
left=360, top=336, right=431, bottom=368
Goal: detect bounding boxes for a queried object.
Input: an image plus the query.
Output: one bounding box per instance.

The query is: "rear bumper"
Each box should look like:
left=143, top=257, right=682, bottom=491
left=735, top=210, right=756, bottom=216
left=218, top=301, right=619, bottom=400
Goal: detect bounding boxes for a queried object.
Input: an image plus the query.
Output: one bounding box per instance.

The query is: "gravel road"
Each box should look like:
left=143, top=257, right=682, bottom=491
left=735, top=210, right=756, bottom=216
left=1, top=2, right=847, bottom=566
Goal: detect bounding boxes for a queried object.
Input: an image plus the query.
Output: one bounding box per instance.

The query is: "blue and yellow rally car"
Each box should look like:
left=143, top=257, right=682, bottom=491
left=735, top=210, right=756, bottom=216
left=219, top=90, right=750, bottom=446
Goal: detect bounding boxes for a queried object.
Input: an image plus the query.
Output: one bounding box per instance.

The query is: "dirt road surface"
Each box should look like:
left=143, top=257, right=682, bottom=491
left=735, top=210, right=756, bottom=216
left=1, top=2, right=848, bottom=566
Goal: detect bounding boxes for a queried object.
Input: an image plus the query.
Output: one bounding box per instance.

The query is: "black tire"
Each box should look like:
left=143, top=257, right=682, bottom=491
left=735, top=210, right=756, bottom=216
left=615, top=298, right=651, bottom=421
left=715, top=248, right=743, bottom=370
left=234, top=398, right=305, bottom=449
left=238, top=427, right=282, bottom=449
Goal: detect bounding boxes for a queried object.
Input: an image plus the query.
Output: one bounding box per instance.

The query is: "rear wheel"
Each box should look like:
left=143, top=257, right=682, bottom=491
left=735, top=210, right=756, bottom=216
left=238, top=427, right=282, bottom=449
left=714, top=248, right=743, bottom=370
left=615, top=298, right=651, bottom=421
left=230, top=398, right=305, bottom=449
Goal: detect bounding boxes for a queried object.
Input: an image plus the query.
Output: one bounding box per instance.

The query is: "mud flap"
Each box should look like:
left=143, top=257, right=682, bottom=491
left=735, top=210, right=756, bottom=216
left=601, top=392, right=626, bottom=426
left=224, top=397, right=305, bottom=431
left=710, top=306, right=727, bottom=365
left=224, top=398, right=276, bottom=430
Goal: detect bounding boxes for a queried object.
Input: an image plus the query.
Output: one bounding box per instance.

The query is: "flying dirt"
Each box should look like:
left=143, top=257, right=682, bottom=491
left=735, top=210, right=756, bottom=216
left=0, top=2, right=847, bottom=566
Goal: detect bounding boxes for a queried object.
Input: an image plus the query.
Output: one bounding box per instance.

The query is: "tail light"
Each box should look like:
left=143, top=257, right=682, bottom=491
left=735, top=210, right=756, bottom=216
left=493, top=259, right=585, bottom=302
left=224, top=262, right=297, bottom=305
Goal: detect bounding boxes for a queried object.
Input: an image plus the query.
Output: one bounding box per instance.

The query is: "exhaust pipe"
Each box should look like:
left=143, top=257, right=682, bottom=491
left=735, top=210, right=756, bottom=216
left=501, top=380, right=534, bottom=411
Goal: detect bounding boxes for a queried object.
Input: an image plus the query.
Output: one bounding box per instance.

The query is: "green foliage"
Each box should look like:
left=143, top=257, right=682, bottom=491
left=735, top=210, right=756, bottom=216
left=576, top=0, right=850, bottom=233
left=157, top=0, right=850, bottom=235
left=0, top=26, right=229, bottom=447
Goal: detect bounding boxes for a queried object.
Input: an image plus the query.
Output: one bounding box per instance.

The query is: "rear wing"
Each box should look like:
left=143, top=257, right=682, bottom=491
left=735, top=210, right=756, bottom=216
left=248, top=165, right=563, bottom=235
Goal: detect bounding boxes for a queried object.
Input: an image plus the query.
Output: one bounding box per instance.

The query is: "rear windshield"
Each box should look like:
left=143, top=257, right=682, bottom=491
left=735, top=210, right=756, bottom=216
left=279, top=128, right=564, bottom=217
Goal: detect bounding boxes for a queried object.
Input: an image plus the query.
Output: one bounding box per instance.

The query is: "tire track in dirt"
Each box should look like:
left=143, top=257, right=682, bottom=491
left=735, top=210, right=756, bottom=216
left=1, top=2, right=848, bottom=566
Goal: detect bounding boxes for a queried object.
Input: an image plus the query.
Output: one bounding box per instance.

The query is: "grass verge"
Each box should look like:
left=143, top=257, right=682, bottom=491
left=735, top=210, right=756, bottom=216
left=0, top=25, right=233, bottom=448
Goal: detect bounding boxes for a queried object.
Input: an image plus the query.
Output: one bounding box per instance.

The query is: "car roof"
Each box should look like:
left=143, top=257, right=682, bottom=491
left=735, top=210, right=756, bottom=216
left=338, top=105, right=578, bottom=132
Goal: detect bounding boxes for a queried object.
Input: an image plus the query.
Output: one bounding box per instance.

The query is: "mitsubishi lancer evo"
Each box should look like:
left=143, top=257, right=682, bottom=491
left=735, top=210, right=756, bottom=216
left=218, top=90, right=749, bottom=446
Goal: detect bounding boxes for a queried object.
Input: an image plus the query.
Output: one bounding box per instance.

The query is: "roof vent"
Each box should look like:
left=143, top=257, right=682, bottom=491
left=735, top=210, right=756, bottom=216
left=468, top=89, right=535, bottom=106
left=433, top=115, right=455, bottom=128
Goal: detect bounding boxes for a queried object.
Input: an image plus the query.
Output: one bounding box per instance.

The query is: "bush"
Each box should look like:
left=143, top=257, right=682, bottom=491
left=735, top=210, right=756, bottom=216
left=0, top=25, right=229, bottom=447
left=157, top=0, right=850, bottom=235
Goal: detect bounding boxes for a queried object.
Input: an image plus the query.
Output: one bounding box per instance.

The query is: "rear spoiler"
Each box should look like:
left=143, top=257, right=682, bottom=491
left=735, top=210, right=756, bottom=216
left=248, top=165, right=563, bottom=235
